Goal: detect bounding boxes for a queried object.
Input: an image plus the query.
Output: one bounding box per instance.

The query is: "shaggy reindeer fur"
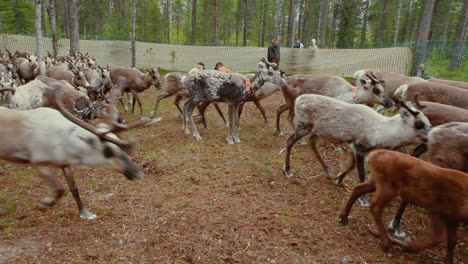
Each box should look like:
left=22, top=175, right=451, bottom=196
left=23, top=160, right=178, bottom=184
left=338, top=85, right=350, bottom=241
left=282, top=94, right=431, bottom=193
left=395, top=82, right=468, bottom=109
left=150, top=72, right=227, bottom=127
left=275, top=74, right=394, bottom=135
left=183, top=58, right=285, bottom=144
left=339, top=150, right=468, bottom=264
left=0, top=91, right=144, bottom=219
left=354, top=70, right=424, bottom=100
left=239, top=73, right=284, bottom=125
left=389, top=122, right=468, bottom=237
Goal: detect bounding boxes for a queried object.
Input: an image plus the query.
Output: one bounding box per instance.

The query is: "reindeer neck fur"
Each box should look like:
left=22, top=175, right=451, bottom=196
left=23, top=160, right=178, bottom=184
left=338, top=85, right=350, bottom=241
left=141, top=72, right=154, bottom=90
left=249, top=71, right=265, bottom=92
left=363, top=115, right=420, bottom=148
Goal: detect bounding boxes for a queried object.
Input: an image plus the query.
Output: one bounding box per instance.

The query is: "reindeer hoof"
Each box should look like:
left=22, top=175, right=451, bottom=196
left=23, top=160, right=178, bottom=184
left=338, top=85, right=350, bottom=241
left=274, top=131, right=284, bottom=136
left=334, top=174, right=345, bottom=186
left=358, top=195, right=370, bottom=207
left=79, top=209, right=97, bottom=220
left=388, top=219, right=407, bottom=238
left=146, top=117, right=163, bottom=126
left=339, top=215, right=348, bottom=225
left=195, top=135, right=202, bottom=141
left=184, top=129, right=190, bottom=135
left=282, top=167, right=294, bottom=178
left=39, top=197, right=56, bottom=208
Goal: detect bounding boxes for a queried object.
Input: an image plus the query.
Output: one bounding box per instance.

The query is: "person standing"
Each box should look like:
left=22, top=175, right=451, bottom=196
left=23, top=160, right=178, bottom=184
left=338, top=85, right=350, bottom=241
left=292, top=37, right=304, bottom=48
left=267, top=39, right=280, bottom=69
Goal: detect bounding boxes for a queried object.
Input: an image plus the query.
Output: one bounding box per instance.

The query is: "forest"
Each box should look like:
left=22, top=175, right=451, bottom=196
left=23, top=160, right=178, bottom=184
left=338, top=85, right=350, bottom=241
left=1, top=0, right=466, bottom=48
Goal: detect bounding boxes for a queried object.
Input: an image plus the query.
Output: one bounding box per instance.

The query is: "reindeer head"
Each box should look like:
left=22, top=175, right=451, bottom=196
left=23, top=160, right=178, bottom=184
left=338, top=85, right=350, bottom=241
left=47, top=86, right=145, bottom=180
left=146, top=67, right=162, bottom=90
left=355, top=71, right=394, bottom=108
left=399, top=100, right=432, bottom=144
left=257, top=57, right=286, bottom=86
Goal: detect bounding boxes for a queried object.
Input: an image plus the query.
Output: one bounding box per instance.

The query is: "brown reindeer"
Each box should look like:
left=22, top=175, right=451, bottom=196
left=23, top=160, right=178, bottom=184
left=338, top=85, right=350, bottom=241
left=110, top=67, right=162, bottom=118
left=339, top=149, right=468, bottom=264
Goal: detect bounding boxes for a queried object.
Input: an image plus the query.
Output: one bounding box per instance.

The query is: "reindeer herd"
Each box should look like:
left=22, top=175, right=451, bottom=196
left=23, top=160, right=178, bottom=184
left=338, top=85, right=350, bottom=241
left=0, top=49, right=467, bottom=264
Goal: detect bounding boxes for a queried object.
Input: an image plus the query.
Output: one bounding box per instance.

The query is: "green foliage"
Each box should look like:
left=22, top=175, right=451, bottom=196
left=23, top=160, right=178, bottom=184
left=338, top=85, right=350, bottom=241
left=0, top=0, right=34, bottom=34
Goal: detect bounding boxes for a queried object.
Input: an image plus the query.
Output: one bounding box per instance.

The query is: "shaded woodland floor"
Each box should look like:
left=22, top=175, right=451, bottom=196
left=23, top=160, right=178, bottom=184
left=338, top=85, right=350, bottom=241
left=0, top=87, right=466, bottom=264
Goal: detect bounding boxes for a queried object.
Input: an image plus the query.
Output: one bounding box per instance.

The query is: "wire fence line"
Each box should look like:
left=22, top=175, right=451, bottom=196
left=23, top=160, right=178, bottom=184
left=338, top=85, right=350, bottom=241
left=1, top=34, right=464, bottom=78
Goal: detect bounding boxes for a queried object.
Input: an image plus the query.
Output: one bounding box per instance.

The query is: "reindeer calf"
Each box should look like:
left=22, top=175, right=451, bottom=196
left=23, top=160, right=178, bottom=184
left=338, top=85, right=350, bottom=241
left=339, top=150, right=468, bottom=264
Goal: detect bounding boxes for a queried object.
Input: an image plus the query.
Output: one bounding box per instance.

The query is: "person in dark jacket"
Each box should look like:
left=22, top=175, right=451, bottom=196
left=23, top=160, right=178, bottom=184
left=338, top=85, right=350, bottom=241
left=267, top=39, right=280, bottom=69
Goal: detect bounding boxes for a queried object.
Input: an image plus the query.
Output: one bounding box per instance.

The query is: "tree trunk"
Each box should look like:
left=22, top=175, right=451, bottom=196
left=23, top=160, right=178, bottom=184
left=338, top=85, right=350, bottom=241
left=329, top=1, right=338, bottom=47
left=259, top=0, right=267, bottom=47
left=377, top=0, right=388, bottom=46
left=242, top=0, right=248, bottom=46
left=286, top=0, right=295, bottom=47
left=411, top=0, right=436, bottom=75
left=35, top=0, right=46, bottom=75
left=166, top=0, right=171, bottom=44
left=297, top=0, right=304, bottom=40
left=46, top=0, right=58, bottom=55
left=399, top=0, right=413, bottom=42
left=214, top=0, right=219, bottom=45
left=417, top=0, right=435, bottom=40
left=68, top=0, right=80, bottom=55
left=191, top=0, right=197, bottom=44
left=131, top=0, right=137, bottom=67
left=276, top=0, right=284, bottom=41
left=449, top=0, right=468, bottom=70
left=301, top=0, right=310, bottom=43
left=393, top=0, right=403, bottom=46
left=318, top=0, right=329, bottom=46
left=360, top=0, right=370, bottom=48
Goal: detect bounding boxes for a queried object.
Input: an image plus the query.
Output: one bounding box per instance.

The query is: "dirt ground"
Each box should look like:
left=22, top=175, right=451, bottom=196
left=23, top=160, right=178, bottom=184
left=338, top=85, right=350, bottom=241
left=0, top=87, right=466, bottom=264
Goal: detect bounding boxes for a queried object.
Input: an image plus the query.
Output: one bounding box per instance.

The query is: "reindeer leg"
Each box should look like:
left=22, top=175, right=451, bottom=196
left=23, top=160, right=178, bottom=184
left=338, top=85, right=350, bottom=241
left=444, top=220, right=458, bottom=264
left=282, top=123, right=311, bottom=177
left=197, top=102, right=209, bottom=128
left=185, top=98, right=201, bottom=140
left=412, top=143, right=428, bottom=157
left=369, top=189, right=395, bottom=252
left=232, top=103, right=241, bottom=144
left=309, top=135, right=333, bottom=180
left=133, top=92, right=144, bottom=119
left=339, top=181, right=376, bottom=225
left=355, top=144, right=370, bottom=206
left=335, top=145, right=356, bottom=186
left=275, top=103, right=289, bottom=136
left=388, top=200, right=409, bottom=238
left=62, top=166, right=96, bottom=219
left=396, top=215, right=445, bottom=253
left=35, top=166, right=66, bottom=208
left=174, top=95, right=184, bottom=116
left=226, top=104, right=235, bottom=144
left=214, top=103, right=228, bottom=127
left=253, top=100, right=269, bottom=126
left=150, top=91, right=172, bottom=119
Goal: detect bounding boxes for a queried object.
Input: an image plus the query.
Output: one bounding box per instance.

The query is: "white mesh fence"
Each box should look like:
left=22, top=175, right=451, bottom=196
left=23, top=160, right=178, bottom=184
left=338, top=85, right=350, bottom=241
left=1, top=34, right=412, bottom=76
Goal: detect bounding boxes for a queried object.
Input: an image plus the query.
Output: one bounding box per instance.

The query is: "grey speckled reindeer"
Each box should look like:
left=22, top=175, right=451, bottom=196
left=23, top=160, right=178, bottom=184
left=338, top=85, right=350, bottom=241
left=182, top=57, right=285, bottom=144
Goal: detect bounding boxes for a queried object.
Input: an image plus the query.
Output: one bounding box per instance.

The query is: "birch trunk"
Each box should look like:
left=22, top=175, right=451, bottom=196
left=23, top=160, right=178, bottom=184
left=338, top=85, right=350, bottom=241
left=131, top=0, right=137, bottom=67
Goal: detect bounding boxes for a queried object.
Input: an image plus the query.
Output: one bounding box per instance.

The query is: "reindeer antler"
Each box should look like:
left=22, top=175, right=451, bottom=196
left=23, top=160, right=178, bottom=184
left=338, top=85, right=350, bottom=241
left=46, top=85, right=137, bottom=154
left=400, top=100, right=420, bottom=116
left=413, top=94, right=426, bottom=109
